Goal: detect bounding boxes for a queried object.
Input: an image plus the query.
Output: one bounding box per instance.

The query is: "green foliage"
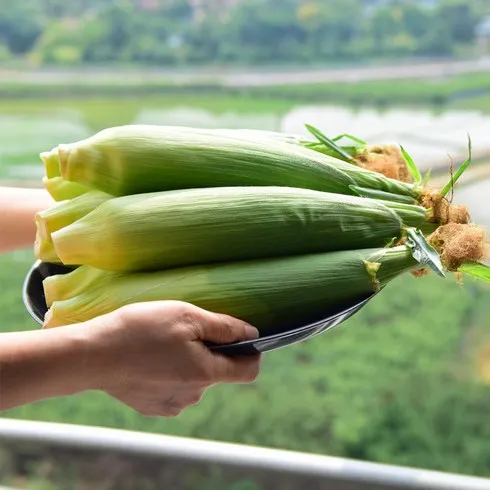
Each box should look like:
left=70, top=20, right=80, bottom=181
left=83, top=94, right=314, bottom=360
left=0, top=0, right=486, bottom=66
left=0, top=43, right=12, bottom=62
left=356, top=371, right=490, bottom=474
left=0, top=1, right=43, bottom=55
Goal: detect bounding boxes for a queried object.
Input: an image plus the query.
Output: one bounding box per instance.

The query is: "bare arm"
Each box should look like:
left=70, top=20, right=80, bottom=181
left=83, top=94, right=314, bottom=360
left=0, top=301, right=261, bottom=415
left=0, top=324, right=93, bottom=410
left=0, top=186, right=54, bottom=254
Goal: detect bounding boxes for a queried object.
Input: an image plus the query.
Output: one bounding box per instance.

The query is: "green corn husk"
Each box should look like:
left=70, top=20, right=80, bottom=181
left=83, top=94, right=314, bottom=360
left=43, top=245, right=419, bottom=329
left=34, top=190, right=112, bottom=263
left=226, top=127, right=474, bottom=227
left=43, top=266, right=121, bottom=308
left=41, top=147, right=91, bottom=200
left=40, top=148, right=62, bottom=178
left=209, top=127, right=407, bottom=178
left=50, top=186, right=427, bottom=273
left=43, top=125, right=418, bottom=201
left=141, top=126, right=306, bottom=146
left=35, top=230, right=61, bottom=263
left=43, top=176, right=92, bottom=202
left=244, top=128, right=418, bottom=191
left=36, top=189, right=113, bottom=242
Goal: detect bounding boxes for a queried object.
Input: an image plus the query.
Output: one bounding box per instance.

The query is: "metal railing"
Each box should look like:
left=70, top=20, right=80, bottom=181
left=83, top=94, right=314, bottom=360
left=0, top=418, right=489, bottom=489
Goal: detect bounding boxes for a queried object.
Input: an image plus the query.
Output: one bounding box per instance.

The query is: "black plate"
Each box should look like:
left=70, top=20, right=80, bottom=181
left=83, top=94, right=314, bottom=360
left=22, top=261, right=375, bottom=356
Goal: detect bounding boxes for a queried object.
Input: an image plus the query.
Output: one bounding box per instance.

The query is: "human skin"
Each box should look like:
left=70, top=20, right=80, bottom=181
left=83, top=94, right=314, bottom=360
left=0, top=186, right=54, bottom=253
left=0, top=187, right=261, bottom=416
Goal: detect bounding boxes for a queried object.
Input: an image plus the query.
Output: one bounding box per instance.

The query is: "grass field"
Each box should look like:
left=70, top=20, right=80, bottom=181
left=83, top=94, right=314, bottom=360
left=452, top=93, right=490, bottom=112
left=2, top=69, right=490, bottom=106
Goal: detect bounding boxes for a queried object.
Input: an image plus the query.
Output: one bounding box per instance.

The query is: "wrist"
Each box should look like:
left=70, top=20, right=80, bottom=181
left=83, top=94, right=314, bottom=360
left=77, top=311, right=126, bottom=392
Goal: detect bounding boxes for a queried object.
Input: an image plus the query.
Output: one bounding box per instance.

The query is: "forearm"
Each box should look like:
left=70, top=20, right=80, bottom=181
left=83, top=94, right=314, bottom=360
left=0, top=325, right=98, bottom=411
left=0, top=187, right=54, bottom=253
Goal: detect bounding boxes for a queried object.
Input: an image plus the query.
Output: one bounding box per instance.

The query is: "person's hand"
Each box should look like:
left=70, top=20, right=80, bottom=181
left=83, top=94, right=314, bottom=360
left=85, top=301, right=262, bottom=417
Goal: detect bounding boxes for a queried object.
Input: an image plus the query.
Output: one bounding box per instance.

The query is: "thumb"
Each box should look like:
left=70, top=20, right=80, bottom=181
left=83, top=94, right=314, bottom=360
left=196, top=310, right=259, bottom=345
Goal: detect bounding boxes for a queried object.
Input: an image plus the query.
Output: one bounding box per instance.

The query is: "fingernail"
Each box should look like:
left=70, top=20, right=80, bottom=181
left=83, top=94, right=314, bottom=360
left=245, top=325, right=260, bottom=339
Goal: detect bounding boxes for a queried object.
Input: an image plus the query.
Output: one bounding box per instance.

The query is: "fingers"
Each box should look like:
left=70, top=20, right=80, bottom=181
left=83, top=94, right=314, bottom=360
left=211, top=353, right=262, bottom=384
left=189, top=307, right=260, bottom=345
left=114, top=388, right=206, bottom=418
left=107, top=301, right=262, bottom=407
left=176, top=303, right=262, bottom=384
left=116, top=301, right=260, bottom=346
left=154, top=390, right=206, bottom=417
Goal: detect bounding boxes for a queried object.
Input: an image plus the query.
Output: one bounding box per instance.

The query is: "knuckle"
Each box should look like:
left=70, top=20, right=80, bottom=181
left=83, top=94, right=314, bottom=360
left=178, top=304, right=201, bottom=326
left=113, top=305, right=131, bottom=325
left=227, top=316, right=246, bottom=335
left=222, top=319, right=235, bottom=336
left=212, top=319, right=234, bottom=344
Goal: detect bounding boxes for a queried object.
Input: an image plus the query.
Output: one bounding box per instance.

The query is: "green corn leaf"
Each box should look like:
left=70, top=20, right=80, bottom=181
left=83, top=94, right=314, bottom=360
left=332, top=133, right=366, bottom=145
left=440, top=135, right=472, bottom=198
left=349, top=185, right=417, bottom=205
left=400, top=146, right=422, bottom=185
left=305, top=124, right=354, bottom=162
left=421, top=169, right=432, bottom=187
left=458, top=262, right=490, bottom=283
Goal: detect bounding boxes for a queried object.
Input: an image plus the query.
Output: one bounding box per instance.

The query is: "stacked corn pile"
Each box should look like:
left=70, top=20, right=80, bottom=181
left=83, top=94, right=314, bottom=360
left=35, top=125, right=489, bottom=332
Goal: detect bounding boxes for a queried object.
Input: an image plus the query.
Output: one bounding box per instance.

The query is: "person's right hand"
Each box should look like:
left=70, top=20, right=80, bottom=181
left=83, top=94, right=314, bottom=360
left=84, top=301, right=262, bottom=417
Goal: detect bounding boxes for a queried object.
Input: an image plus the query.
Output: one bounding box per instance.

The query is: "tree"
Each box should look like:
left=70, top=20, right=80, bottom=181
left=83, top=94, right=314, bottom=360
left=0, top=2, right=43, bottom=55
left=0, top=0, right=483, bottom=66
left=438, top=0, right=478, bottom=44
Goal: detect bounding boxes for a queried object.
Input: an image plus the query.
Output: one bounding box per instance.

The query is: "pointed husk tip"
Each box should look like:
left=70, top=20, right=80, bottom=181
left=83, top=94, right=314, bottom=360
left=40, top=148, right=61, bottom=179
